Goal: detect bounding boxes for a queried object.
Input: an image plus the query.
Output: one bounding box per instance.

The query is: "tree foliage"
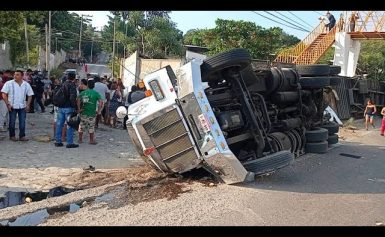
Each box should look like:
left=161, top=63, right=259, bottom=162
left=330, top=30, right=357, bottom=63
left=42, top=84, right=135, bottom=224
left=357, top=41, right=385, bottom=80
left=101, top=11, right=182, bottom=59
left=183, top=19, right=300, bottom=60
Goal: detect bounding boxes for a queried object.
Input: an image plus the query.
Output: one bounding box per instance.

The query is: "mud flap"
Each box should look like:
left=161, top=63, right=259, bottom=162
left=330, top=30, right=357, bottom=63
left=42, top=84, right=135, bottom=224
left=203, top=152, right=248, bottom=185
left=242, top=150, right=294, bottom=176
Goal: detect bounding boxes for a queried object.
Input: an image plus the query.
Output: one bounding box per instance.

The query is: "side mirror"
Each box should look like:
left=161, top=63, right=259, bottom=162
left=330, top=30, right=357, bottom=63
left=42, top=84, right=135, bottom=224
left=116, top=106, right=127, bottom=119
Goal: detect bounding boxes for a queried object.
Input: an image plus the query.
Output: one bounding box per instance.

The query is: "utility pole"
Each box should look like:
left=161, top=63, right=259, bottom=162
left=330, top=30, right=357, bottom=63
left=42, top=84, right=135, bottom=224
left=112, top=19, right=116, bottom=78
left=90, top=36, right=94, bottom=63
left=55, top=37, right=58, bottom=52
left=45, top=24, right=48, bottom=72
left=24, top=18, right=29, bottom=68
left=79, top=15, right=83, bottom=59
left=47, top=11, right=52, bottom=78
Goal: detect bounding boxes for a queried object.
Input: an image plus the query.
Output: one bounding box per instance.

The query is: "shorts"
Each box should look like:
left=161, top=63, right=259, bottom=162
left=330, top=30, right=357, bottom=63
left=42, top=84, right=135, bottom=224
left=366, top=113, right=374, bottom=119
left=78, top=115, right=96, bottom=133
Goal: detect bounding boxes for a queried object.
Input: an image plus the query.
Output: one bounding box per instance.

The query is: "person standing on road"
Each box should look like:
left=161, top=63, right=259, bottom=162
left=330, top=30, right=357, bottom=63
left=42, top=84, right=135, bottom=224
left=30, top=71, right=45, bottom=113
left=77, top=79, right=102, bottom=144
left=93, top=76, right=110, bottom=128
left=108, top=82, right=122, bottom=128
left=42, top=76, right=53, bottom=101
left=0, top=76, right=8, bottom=132
left=55, top=72, right=79, bottom=148
left=380, top=107, right=385, bottom=136
left=364, top=99, right=377, bottom=131
left=1, top=70, right=34, bottom=141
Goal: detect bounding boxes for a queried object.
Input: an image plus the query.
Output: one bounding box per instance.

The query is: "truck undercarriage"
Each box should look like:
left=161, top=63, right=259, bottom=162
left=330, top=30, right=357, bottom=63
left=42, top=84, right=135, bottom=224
left=123, top=49, right=340, bottom=184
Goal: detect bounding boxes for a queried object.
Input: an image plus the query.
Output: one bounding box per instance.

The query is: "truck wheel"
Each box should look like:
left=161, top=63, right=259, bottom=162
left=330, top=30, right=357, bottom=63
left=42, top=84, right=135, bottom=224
left=330, top=76, right=341, bottom=86
left=305, top=127, right=328, bottom=143
left=299, top=76, right=330, bottom=89
left=296, top=65, right=330, bottom=76
left=327, top=134, right=339, bottom=145
left=201, top=48, right=251, bottom=81
left=330, top=65, right=341, bottom=75
left=305, top=141, right=328, bottom=154
left=321, top=122, right=339, bottom=135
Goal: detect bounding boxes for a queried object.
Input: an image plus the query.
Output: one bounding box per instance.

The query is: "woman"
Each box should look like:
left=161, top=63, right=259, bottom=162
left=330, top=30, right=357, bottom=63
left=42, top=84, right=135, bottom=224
left=108, top=82, right=122, bottom=128
left=381, top=107, right=385, bottom=136
left=364, top=99, right=377, bottom=130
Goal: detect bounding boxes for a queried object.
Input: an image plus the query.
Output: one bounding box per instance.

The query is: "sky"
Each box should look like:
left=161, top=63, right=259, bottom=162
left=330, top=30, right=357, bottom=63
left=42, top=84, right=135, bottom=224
left=70, top=11, right=344, bottom=39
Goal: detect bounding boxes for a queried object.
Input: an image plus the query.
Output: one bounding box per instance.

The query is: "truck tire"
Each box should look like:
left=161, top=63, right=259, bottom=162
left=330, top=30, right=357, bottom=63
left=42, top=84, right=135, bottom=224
left=327, top=134, right=339, bottom=145
left=299, top=76, right=331, bottom=89
left=296, top=64, right=330, bottom=76
left=201, top=48, right=251, bottom=81
left=330, top=76, right=341, bottom=86
left=330, top=65, right=341, bottom=75
left=321, top=122, right=339, bottom=135
left=305, top=127, right=328, bottom=143
left=305, top=141, right=328, bottom=154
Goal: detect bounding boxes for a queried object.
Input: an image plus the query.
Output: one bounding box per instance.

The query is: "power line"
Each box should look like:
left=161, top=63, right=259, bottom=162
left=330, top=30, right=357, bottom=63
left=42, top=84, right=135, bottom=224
left=287, top=11, right=315, bottom=29
left=264, top=11, right=310, bottom=32
left=251, top=11, right=308, bottom=32
left=274, top=11, right=312, bottom=31
left=314, top=11, right=324, bottom=16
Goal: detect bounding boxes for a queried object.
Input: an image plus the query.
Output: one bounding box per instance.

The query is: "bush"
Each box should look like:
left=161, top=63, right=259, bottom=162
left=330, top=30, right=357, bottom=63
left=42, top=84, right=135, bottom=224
left=50, top=68, right=64, bottom=78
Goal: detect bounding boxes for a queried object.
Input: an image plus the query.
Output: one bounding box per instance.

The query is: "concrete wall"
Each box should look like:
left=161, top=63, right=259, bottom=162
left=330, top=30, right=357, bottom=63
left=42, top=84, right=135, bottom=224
left=139, top=59, right=181, bottom=79
left=121, top=51, right=182, bottom=95
left=38, top=48, right=67, bottom=71
left=0, top=41, right=12, bottom=70
left=121, top=51, right=139, bottom=96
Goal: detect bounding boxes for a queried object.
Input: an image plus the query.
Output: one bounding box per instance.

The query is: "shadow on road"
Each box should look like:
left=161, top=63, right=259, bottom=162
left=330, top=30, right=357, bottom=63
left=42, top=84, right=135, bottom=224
left=239, top=140, right=385, bottom=194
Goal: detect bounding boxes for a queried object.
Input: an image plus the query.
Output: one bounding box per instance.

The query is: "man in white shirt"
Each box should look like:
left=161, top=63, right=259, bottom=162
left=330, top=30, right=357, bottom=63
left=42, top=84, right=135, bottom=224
left=1, top=70, right=34, bottom=141
left=93, top=76, right=110, bottom=128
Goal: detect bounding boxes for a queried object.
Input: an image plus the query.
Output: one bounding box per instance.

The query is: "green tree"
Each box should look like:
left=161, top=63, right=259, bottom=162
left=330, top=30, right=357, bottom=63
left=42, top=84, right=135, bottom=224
left=182, top=19, right=300, bottom=60
left=357, top=41, right=385, bottom=80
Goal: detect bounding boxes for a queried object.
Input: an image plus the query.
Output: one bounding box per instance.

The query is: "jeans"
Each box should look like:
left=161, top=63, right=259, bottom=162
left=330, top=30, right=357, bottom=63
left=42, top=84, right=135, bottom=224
left=9, top=108, right=26, bottom=138
left=55, top=107, right=75, bottom=144
left=31, top=95, right=45, bottom=112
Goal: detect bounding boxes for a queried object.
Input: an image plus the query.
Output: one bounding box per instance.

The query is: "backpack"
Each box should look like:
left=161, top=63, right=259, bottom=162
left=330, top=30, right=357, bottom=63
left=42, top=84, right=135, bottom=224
left=52, top=84, right=67, bottom=107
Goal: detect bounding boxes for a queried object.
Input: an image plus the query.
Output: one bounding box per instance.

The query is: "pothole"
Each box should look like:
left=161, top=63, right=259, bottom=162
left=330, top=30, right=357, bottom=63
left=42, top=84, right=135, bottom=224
left=0, top=202, right=83, bottom=226
left=0, top=186, right=79, bottom=209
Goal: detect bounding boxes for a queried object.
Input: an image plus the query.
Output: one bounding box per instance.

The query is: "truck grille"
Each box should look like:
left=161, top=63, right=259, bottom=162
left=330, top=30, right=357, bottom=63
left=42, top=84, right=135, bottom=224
left=142, top=108, right=198, bottom=172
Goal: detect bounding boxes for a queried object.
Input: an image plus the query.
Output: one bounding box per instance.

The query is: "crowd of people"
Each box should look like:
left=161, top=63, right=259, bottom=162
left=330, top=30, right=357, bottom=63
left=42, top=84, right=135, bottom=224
left=0, top=68, right=146, bottom=148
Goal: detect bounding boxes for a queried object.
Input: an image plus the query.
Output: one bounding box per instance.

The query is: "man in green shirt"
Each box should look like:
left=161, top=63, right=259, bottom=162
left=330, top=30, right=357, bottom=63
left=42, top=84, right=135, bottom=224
left=77, top=79, right=103, bottom=144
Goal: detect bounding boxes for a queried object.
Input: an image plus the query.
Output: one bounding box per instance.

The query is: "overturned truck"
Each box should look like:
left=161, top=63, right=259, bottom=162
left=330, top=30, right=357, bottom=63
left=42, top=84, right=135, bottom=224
left=118, top=49, right=340, bottom=184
